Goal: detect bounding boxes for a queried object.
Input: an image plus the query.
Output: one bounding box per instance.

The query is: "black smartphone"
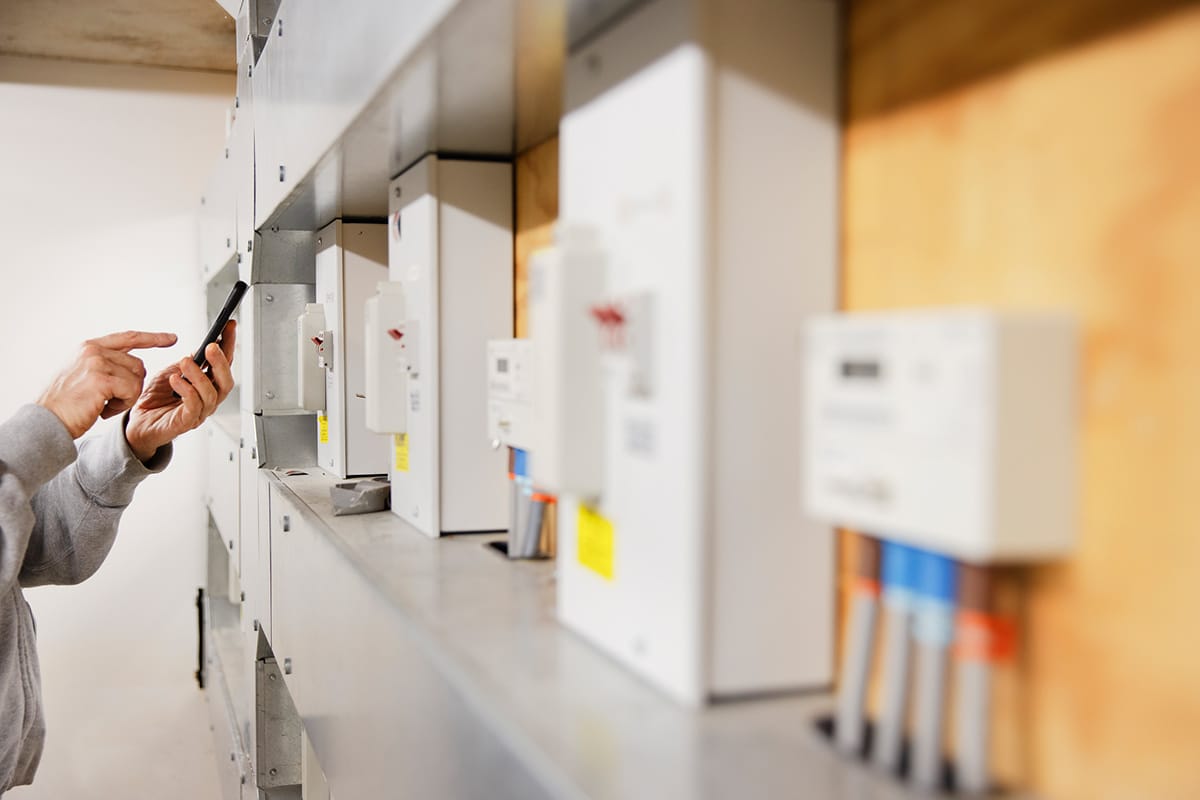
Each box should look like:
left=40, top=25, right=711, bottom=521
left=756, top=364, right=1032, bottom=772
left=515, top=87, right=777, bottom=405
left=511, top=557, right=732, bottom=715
left=194, top=280, right=249, bottom=368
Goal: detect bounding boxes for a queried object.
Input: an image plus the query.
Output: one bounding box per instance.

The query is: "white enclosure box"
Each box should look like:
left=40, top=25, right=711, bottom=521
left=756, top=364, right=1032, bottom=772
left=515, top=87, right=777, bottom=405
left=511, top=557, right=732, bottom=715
left=388, top=156, right=513, bottom=537
left=364, top=281, right=408, bottom=434
left=804, top=310, right=1079, bottom=563
left=486, top=339, right=535, bottom=451
left=313, top=221, right=389, bottom=478
left=543, top=0, right=839, bottom=705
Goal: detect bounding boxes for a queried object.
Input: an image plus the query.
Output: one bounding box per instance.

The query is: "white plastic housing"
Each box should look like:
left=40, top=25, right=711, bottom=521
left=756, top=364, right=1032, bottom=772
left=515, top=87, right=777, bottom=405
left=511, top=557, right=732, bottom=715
left=296, top=303, right=328, bottom=412
left=388, top=156, right=513, bottom=537
left=314, top=220, right=389, bottom=478
left=486, top=339, right=535, bottom=451
left=364, top=281, right=408, bottom=434
left=804, top=310, right=1079, bottom=563
left=528, top=232, right=606, bottom=498
left=551, top=0, right=839, bottom=706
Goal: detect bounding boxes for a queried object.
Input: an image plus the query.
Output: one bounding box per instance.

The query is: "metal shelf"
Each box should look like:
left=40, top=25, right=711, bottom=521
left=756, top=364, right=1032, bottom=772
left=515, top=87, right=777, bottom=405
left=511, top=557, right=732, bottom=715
left=260, top=468, right=991, bottom=800
left=251, top=0, right=565, bottom=232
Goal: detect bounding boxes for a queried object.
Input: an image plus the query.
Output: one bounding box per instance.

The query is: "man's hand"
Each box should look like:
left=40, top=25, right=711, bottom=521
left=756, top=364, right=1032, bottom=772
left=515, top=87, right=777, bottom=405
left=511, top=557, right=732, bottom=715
left=126, top=321, right=237, bottom=462
left=38, top=331, right=179, bottom=439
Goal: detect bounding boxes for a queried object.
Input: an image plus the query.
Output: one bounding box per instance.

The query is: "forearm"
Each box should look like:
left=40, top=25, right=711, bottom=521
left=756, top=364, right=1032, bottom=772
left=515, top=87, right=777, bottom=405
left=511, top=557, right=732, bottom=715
left=20, top=414, right=171, bottom=587
left=0, top=405, right=78, bottom=593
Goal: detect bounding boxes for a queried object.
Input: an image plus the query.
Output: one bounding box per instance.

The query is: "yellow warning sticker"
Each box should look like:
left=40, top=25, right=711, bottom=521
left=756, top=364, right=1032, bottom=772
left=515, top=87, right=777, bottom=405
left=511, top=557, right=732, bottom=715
left=394, top=433, right=410, bottom=472
left=318, top=415, right=329, bottom=444
left=577, top=505, right=615, bottom=581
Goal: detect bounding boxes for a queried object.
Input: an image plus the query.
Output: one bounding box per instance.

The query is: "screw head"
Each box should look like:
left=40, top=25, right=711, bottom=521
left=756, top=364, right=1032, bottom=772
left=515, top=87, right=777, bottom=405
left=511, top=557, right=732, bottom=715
left=269, top=768, right=278, bottom=777
left=264, top=294, right=274, bottom=303
left=283, top=657, right=293, bottom=675
left=265, top=390, right=276, bottom=400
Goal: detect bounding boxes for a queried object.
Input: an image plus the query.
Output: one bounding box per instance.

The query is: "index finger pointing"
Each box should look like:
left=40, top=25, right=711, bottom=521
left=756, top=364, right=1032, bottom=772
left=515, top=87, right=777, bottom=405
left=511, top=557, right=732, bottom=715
left=90, top=330, right=178, bottom=352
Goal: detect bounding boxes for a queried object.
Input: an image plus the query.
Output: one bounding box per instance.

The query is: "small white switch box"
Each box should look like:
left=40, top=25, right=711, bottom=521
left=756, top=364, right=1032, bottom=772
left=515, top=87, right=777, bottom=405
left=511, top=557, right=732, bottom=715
left=804, top=309, right=1079, bottom=562
left=296, top=303, right=327, bottom=412
left=364, top=281, right=407, bottom=434
left=314, top=220, right=390, bottom=479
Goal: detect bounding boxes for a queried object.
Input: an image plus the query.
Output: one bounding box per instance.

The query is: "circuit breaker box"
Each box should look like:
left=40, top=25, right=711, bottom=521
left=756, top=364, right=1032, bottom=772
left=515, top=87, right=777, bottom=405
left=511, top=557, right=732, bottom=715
left=307, top=220, right=389, bottom=479
left=534, top=0, right=839, bottom=705
left=387, top=156, right=512, bottom=537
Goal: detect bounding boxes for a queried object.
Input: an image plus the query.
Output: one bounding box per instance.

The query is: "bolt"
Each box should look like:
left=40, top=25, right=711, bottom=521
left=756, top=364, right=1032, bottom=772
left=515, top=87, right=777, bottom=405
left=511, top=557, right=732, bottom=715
left=283, top=658, right=292, bottom=675
left=269, top=768, right=278, bottom=777
left=261, top=16, right=272, bottom=26
left=268, top=672, right=277, bottom=682
left=264, top=294, right=274, bottom=303
left=265, top=390, right=276, bottom=400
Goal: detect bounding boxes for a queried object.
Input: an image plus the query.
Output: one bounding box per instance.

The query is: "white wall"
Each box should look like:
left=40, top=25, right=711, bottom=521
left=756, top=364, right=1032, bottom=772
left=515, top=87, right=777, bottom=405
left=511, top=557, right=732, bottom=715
left=0, top=55, right=232, bottom=799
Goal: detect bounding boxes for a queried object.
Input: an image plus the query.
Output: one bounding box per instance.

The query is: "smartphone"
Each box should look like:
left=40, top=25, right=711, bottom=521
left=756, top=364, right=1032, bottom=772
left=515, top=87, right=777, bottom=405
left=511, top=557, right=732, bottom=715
left=194, top=280, right=249, bottom=368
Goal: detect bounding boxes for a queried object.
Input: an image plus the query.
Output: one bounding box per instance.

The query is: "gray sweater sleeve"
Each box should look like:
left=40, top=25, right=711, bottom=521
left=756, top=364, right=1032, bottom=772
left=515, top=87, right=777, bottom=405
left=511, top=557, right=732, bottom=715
left=0, top=404, right=172, bottom=591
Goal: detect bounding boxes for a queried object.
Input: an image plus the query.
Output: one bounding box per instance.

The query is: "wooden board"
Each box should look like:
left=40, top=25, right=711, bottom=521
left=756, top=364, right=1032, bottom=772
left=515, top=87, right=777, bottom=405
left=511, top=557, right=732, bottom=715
left=843, top=2, right=1200, bottom=797
left=514, top=136, right=560, bottom=338
left=0, top=0, right=235, bottom=73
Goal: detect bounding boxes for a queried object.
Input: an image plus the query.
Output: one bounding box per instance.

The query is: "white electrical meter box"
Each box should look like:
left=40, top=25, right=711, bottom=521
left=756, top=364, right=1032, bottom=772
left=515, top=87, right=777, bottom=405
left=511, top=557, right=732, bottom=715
left=311, top=220, right=389, bottom=478
left=388, top=156, right=512, bottom=537
left=804, top=310, right=1079, bottom=563
left=364, top=282, right=408, bottom=434
left=486, top=339, right=535, bottom=451
left=537, top=0, right=839, bottom=706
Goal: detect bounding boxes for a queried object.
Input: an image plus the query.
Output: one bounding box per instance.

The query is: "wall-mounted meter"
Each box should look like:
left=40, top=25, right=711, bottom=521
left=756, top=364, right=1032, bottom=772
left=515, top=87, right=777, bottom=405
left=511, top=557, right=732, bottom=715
left=535, top=0, right=839, bottom=706
left=307, top=220, right=389, bottom=479
left=804, top=310, right=1079, bottom=562
left=486, top=339, right=535, bottom=451
left=387, top=155, right=512, bottom=537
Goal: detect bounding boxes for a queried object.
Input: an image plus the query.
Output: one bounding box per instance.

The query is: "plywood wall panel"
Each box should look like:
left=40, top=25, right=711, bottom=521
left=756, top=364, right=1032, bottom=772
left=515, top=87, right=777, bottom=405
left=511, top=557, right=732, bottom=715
left=843, top=2, right=1200, bottom=797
